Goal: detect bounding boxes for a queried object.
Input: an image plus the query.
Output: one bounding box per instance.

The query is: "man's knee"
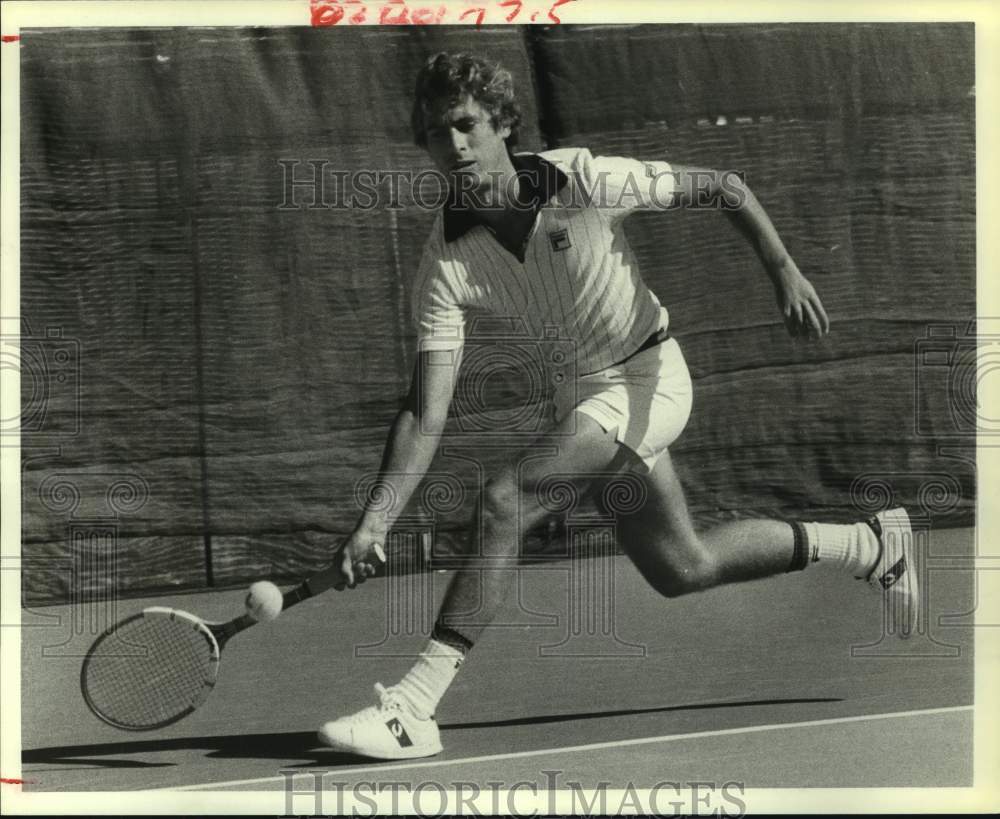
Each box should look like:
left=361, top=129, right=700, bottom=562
left=635, top=540, right=720, bottom=599
left=481, top=473, right=545, bottom=531
left=481, top=474, right=520, bottom=525
left=651, top=567, right=716, bottom=598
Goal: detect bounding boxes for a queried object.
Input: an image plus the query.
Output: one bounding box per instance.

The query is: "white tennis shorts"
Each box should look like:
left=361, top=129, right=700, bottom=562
left=552, top=336, right=693, bottom=472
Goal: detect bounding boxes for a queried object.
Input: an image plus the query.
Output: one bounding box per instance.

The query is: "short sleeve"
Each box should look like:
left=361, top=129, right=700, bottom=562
left=411, top=235, right=466, bottom=353
left=547, top=147, right=676, bottom=221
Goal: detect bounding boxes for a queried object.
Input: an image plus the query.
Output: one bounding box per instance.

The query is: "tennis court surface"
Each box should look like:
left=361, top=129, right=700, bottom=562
left=20, top=526, right=977, bottom=793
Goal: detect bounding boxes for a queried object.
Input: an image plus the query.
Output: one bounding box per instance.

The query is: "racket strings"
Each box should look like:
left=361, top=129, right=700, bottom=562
left=83, top=615, right=218, bottom=729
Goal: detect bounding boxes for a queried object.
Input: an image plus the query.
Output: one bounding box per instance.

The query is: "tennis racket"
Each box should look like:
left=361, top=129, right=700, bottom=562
left=80, top=545, right=385, bottom=732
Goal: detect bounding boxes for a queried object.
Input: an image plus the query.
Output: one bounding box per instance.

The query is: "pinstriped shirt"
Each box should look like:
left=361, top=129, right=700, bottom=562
left=412, top=147, right=675, bottom=376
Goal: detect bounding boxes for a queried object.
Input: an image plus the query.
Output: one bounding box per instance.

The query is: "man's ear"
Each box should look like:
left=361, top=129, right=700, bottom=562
left=497, top=121, right=512, bottom=140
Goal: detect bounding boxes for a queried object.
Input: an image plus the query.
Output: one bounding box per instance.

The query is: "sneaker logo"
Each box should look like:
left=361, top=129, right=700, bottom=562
left=880, top=556, right=907, bottom=589
left=386, top=718, right=413, bottom=747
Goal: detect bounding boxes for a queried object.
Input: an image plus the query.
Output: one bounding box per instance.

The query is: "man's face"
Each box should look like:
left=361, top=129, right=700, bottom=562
left=422, top=96, right=512, bottom=196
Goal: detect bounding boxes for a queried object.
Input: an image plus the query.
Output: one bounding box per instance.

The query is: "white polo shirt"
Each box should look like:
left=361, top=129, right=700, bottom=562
left=412, top=147, right=676, bottom=376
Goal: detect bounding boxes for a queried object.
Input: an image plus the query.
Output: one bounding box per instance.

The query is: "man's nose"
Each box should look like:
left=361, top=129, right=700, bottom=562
left=448, top=127, right=468, bottom=154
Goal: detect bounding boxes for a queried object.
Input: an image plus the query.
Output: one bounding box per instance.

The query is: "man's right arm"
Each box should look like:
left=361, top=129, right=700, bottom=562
left=337, top=347, right=460, bottom=585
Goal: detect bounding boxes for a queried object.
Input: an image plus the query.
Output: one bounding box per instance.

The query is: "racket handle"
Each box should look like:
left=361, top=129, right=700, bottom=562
left=218, top=545, right=388, bottom=643
left=281, top=579, right=324, bottom=610
left=281, top=544, right=386, bottom=611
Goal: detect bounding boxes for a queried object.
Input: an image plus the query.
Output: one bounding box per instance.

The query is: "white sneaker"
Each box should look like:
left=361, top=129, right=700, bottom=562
left=865, top=507, right=919, bottom=638
left=317, top=683, right=443, bottom=759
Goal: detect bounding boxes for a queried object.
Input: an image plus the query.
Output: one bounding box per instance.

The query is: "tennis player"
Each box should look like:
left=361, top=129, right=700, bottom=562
left=318, top=52, right=917, bottom=759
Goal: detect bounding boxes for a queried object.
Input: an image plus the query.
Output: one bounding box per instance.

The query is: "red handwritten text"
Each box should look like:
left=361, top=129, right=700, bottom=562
left=310, top=0, right=576, bottom=27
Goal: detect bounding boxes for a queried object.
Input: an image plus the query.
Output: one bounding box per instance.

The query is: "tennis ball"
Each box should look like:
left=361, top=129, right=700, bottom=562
left=245, top=581, right=283, bottom=622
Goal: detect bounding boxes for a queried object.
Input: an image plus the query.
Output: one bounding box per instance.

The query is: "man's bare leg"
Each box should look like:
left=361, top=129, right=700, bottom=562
left=436, top=411, right=625, bottom=645
left=319, top=418, right=898, bottom=758
left=601, top=448, right=796, bottom=597
left=595, top=445, right=894, bottom=606
left=318, top=412, right=629, bottom=757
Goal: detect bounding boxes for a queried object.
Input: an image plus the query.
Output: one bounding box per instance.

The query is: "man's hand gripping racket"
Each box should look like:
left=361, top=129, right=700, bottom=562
left=80, top=543, right=386, bottom=732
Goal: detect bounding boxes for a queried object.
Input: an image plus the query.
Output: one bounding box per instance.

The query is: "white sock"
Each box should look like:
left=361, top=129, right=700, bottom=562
left=392, top=639, right=465, bottom=719
left=803, top=521, right=881, bottom=578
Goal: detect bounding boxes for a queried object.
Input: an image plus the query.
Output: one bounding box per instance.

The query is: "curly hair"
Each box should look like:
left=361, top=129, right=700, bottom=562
left=411, top=52, right=522, bottom=149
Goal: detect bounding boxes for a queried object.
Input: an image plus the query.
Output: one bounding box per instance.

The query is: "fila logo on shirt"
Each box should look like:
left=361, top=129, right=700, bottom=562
left=549, top=228, right=572, bottom=252
left=386, top=718, right=413, bottom=747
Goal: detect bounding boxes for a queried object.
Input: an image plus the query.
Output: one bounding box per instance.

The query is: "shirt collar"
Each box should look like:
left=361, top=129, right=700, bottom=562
left=443, top=151, right=569, bottom=243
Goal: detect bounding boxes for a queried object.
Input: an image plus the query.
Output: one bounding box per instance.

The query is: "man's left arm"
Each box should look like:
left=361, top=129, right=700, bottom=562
left=669, top=165, right=830, bottom=339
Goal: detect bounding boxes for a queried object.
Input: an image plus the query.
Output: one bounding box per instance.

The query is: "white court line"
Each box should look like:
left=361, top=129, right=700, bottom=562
left=161, top=704, right=973, bottom=792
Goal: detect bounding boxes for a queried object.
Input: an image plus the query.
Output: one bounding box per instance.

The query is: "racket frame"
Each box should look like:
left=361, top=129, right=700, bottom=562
left=80, top=547, right=380, bottom=730
left=80, top=607, right=222, bottom=732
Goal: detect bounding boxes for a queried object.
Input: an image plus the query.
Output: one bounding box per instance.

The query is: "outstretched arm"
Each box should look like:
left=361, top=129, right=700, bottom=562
left=670, top=165, right=830, bottom=339
left=336, top=347, right=459, bottom=586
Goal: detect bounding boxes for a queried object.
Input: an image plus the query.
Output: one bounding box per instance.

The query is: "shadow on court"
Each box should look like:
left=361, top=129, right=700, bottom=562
left=24, top=696, right=843, bottom=769
left=21, top=535, right=976, bottom=790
